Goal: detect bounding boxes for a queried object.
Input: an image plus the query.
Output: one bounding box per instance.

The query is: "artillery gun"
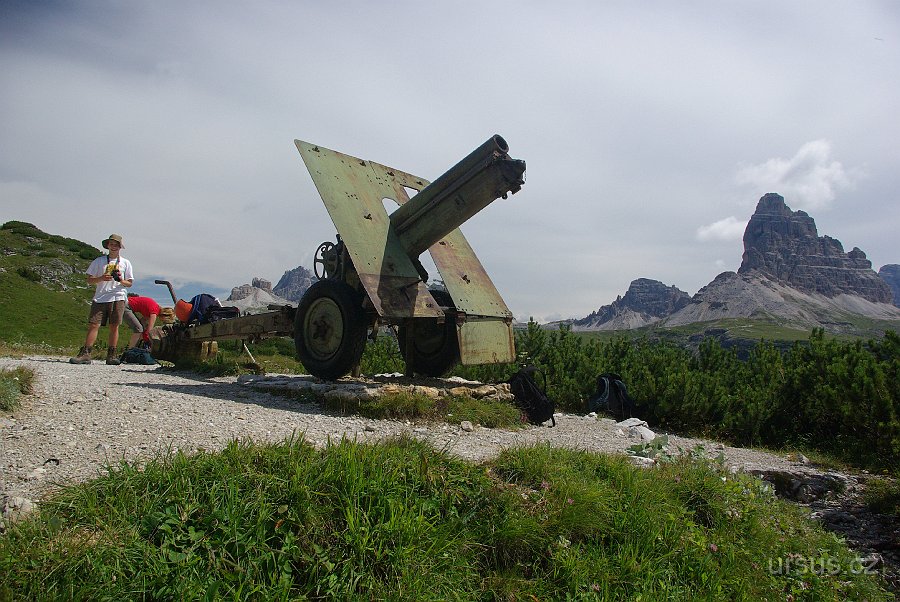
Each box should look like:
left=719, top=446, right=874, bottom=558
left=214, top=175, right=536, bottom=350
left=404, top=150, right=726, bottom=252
left=150, top=135, right=526, bottom=380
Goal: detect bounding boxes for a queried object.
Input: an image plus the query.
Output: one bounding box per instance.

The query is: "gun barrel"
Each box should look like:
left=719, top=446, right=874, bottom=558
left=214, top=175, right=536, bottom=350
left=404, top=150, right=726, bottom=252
left=390, top=134, right=525, bottom=258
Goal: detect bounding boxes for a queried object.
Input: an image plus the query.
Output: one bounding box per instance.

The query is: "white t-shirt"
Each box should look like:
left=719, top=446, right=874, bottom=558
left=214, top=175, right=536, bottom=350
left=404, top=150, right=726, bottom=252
left=86, top=254, right=134, bottom=303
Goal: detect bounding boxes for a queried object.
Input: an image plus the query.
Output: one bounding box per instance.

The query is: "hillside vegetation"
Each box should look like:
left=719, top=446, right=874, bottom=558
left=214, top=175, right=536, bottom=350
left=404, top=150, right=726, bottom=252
left=0, top=221, right=99, bottom=349
left=455, top=323, right=900, bottom=473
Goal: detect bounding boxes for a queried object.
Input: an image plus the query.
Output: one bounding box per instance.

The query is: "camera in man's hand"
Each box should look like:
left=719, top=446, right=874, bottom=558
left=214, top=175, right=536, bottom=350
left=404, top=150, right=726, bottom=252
left=111, top=269, right=122, bottom=282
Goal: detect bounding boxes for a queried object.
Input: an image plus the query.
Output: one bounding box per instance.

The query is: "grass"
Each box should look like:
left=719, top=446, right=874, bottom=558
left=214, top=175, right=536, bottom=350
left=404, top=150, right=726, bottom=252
left=0, top=437, right=891, bottom=600
left=0, top=221, right=99, bottom=349
left=863, top=477, right=900, bottom=517
left=0, top=365, right=35, bottom=411
left=320, top=390, right=524, bottom=428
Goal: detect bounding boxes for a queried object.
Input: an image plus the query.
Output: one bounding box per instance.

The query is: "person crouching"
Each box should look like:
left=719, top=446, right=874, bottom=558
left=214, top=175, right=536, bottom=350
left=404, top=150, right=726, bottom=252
left=123, top=295, right=175, bottom=349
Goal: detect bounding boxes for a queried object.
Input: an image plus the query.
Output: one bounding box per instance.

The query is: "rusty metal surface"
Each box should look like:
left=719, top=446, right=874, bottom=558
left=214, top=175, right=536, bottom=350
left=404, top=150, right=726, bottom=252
left=457, top=318, right=516, bottom=365
left=295, top=140, right=442, bottom=320
left=181, top=308, right=295, bottom=341
left=149, top=308, right=296, bottom=362
left=428, top=230, right=513, bottom=320
left=357, top=273, right=443, bottom=318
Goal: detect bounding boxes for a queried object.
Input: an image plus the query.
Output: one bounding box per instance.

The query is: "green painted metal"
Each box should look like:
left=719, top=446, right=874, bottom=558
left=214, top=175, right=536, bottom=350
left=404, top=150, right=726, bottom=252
left=295, top=136, right=525, bottom=367
left=295, top=140, right=442, bottom=320
left=458, top=318, right=516, bottom=366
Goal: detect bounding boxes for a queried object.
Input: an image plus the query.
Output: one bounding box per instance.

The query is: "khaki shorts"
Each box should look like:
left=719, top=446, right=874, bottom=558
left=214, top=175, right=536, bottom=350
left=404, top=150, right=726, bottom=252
left=88, top=300, right=126, bottom=326
left=122, top=307, right=144, bottom=333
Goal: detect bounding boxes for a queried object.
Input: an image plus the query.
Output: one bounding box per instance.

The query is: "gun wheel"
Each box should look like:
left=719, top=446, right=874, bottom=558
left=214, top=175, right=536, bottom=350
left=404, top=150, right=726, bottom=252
left=294, top=279, right=366, bottom=380
left=398, top=290, right=460, bottom=377
left=313, top=241, right=335, bottom=280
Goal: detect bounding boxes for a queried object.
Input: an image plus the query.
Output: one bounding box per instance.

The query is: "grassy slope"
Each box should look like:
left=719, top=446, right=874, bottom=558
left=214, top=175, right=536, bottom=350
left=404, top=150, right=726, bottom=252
left=0, top=438, right=891, bottom=600
left=0, top=222, right=98, bottom=349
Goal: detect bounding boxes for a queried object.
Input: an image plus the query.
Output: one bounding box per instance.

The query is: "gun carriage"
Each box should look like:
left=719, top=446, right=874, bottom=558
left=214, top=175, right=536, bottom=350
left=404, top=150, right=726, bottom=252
left=150, top=135, right=526, bottom=380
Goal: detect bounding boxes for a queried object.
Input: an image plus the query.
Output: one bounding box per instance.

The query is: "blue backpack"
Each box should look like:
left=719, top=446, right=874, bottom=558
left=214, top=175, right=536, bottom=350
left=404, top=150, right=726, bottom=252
left=120, top=347, right=157, bottom=365
left=186, top=294, right=221, bottom=323
left=587, top=373, right=635, bottom=420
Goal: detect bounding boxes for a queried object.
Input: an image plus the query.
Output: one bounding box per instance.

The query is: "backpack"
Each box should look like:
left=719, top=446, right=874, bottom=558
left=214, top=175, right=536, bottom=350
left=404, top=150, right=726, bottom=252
left=508, top=365, right=556, bottom=427
left=120, top=347, right=157, bottom=365
left=202, top=305, right=240, bottom=324
left=186, top=294, right=222, bottom=324
left=587, top=373, right=635, bottom=421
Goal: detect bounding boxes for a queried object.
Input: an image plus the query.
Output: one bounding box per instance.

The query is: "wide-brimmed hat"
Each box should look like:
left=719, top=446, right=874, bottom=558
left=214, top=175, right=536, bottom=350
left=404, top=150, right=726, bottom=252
left=158, top=307, right=176, bottom=324
left=102, top=234, right=124, bottom=249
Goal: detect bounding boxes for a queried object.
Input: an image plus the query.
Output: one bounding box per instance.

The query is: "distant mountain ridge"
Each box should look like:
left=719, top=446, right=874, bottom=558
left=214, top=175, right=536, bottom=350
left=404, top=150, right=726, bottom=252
left=273, top=266, right=315, bottom=302
left=225, top=267, right=315, bottom=313
left=572, top=194, right=900, bottom=335
left=879, top=264, right=900, bottom=308
left=572, top=278, right=690, bottom=331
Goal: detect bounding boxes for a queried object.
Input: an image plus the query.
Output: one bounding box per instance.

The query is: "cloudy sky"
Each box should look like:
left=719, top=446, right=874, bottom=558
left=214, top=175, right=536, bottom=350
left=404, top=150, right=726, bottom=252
left=2, top=1, right=897, bottom=322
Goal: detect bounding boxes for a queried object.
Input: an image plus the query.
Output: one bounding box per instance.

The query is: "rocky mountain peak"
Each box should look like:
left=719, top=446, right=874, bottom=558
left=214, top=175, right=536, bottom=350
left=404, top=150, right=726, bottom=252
left=273, top=266, right=315, bottom=303
left=251, top=277, right=272, bottom=293
left=572, top=278, right=690, bottom=330
left=879, top=264, right=900, bottom=307
left=738, top=193, right=892, bottom=304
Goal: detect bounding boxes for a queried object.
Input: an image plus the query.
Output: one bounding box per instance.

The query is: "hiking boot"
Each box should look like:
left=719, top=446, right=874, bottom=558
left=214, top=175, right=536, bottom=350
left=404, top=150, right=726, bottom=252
left=106, top=347, right=121, bottom=366
left=69, top=346, right=93, bottom=364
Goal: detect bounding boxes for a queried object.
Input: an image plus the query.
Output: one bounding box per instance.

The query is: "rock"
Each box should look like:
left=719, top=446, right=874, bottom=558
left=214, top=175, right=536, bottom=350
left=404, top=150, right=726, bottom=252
left=471, top=385, right=495, bottom=399
left=460, top=421, right=474, bottom=432
left=251, top=277, right=272, bottom=293
left=323, top=389, right=358, bottom=402
left=411, top=386, right=440, bottom=399
left=1, top=496, right=35, bottom=528
left=616, top=418, right=648, bottom=428
left=25, top=467, right=47, bottom=481
left=739, top=193, right=893, bottom=303
left=273, top=266, right=315, bottom=302
left=749, top=469, right=850, bottom=503
left=879, top=264, right=900, bottom=307
left=573, top=278, right=691, bottom=331
left=632, top=425, right=657, bottom=442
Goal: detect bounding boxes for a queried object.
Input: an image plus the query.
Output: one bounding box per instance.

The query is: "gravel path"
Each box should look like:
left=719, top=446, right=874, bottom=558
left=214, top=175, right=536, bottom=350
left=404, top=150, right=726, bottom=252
left=1, top=355, right=820, bottom=503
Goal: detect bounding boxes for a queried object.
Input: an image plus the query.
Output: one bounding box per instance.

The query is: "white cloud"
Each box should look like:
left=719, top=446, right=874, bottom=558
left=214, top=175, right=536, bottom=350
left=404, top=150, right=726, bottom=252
left=735, top=140, right=859, bottom=210
left=696, top=216, right=747, bottom=242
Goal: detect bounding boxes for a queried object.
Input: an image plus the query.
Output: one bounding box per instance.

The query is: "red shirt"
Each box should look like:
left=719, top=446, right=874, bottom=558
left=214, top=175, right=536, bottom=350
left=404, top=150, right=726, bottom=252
left=128, top=296, right=161, bottom=317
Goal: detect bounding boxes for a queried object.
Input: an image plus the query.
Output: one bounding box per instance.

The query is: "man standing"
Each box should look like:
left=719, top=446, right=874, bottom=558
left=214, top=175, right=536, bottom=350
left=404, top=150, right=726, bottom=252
left=69, top=234, right=134, bottom=365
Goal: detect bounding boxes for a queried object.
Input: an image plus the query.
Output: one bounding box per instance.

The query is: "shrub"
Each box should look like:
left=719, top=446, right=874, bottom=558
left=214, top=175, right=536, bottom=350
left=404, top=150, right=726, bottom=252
left=0, top=366, right=35, bottom=412
left=15, top=266, right=41, bottom=283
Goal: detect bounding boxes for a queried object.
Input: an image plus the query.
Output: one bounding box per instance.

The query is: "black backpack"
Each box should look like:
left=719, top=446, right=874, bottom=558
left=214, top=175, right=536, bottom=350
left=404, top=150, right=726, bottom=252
left=508, top=365, right=556, bottom=427
left=587, top=373, right=635, bottom=421
left=202, top=305, right=240, bottom=324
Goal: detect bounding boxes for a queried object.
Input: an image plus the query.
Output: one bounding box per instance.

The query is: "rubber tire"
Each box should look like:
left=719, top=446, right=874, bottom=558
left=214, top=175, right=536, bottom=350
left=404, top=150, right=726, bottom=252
left=294, top=279, right=367, bottom=380
left=398, top=290, right=460, bottom=377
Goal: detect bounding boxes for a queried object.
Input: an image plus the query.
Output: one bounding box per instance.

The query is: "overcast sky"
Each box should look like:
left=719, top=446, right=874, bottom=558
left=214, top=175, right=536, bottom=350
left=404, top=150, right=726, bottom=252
left=2, top=1, right=898, bottom=322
